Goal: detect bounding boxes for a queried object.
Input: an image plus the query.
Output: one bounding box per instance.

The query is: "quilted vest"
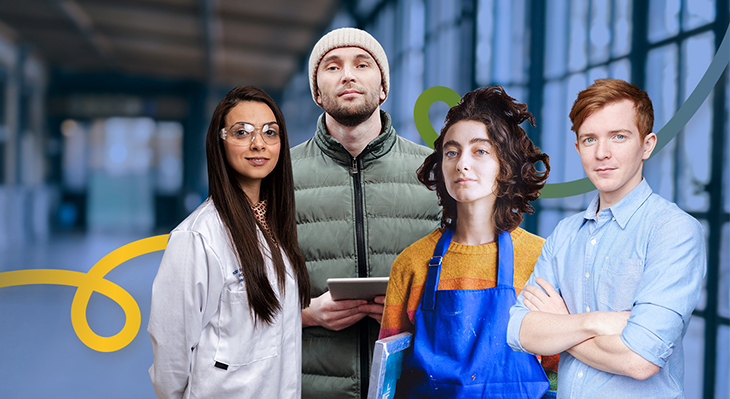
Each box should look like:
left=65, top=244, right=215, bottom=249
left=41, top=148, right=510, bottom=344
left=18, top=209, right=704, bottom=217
left=291, top=110, right=441, bottom=399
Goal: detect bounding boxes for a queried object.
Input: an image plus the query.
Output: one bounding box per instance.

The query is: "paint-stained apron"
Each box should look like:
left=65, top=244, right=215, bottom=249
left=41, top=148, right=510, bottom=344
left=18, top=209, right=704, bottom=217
left=397, top=228, right=549, bottom=398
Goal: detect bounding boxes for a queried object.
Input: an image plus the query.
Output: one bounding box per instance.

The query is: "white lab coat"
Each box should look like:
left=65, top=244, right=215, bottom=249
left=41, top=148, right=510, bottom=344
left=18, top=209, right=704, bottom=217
left=148, top=199, right=301, bottom=399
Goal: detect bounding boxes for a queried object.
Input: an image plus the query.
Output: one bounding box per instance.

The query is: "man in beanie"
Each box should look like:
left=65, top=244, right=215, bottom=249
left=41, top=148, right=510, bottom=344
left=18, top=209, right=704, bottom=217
left=291, top=27, right=440, bottom=399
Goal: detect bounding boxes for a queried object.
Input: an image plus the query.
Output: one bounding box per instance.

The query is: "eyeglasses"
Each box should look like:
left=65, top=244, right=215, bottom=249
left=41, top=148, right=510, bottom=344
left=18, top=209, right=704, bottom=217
left=220, top=122, right=280, bottom=145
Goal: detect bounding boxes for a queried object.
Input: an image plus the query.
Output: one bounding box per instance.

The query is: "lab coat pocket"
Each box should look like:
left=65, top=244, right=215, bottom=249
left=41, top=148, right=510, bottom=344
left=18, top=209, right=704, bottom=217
left=214, top=288, right=281, bottom=367
left=597, top=257, right=644, bottom=311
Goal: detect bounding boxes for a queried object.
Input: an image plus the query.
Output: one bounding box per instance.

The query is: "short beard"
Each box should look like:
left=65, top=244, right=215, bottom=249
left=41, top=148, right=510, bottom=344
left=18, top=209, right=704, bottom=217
left=326, top=102, right=379, bottom=127
left=320, top=91, right=380, bottom=127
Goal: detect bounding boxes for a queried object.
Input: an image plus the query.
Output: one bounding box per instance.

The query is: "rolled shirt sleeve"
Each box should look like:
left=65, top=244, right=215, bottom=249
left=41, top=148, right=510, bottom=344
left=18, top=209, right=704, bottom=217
left=620, top=212, right=706, bottom=367
left=507, top=181, right=706, bottom=397
left=507, top=224, right=561, bottom=353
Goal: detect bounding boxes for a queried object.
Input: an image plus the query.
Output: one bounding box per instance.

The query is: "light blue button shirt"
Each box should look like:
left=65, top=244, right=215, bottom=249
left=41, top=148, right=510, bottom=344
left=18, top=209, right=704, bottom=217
left=507, top=179, right=706, bottom=398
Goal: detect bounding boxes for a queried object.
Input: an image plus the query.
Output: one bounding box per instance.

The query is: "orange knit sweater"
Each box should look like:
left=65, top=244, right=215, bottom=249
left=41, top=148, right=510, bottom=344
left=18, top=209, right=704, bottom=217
left=379, top=227, right=559, bottom=372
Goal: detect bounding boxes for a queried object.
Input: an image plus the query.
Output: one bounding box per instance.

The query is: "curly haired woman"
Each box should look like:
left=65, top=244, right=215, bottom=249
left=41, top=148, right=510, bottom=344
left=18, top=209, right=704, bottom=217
left=379, top=85, right=556, bottom=398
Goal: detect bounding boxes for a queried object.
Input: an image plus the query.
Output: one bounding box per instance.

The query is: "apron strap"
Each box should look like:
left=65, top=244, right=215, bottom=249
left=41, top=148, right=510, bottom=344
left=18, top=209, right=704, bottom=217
left=497, top=230, right=514, bottom=287
left=423, top=229, right=514, bottom=308
left=423, top=228, right=454, bottom=311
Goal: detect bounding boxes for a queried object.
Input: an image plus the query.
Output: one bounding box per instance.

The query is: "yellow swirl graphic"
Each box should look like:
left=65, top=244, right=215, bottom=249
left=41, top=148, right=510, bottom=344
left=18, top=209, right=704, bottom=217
left=0, top=234, right=169, bottom=352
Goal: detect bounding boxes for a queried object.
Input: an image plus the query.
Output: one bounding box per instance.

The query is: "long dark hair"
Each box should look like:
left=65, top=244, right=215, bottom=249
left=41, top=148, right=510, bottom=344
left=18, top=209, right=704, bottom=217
left=417, top=85, right=550, bottom=235
left=205, top=85, right=310, bottom=324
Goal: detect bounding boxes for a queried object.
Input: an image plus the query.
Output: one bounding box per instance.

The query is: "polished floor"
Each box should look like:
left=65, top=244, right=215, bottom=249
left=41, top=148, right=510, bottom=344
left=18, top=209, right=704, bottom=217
left=0, top=232, right=163, bottom=398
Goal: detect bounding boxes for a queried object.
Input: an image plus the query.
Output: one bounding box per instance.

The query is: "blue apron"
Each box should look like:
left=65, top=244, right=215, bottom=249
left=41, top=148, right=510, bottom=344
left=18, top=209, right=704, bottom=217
left=397, top=228, right=549, bottom=398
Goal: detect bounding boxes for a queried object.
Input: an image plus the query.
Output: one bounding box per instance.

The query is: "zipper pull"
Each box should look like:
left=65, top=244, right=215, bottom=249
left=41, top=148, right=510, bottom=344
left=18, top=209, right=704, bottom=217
left=352, top=157, right=358, bottom=174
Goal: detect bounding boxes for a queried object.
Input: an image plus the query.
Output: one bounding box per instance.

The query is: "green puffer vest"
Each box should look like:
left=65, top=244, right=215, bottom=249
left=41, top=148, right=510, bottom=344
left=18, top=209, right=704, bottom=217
left=291, top=110, right=441, bottom=399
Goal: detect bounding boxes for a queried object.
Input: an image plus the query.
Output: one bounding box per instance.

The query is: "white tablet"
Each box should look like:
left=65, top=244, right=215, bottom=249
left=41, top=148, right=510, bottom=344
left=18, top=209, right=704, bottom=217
left=327, top=277, right=389, bottom=301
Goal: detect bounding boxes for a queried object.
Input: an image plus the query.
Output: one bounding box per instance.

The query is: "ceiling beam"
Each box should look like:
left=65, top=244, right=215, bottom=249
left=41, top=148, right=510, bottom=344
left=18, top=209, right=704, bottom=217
left=76, top=0, right=198, bottom=16
left=48, top=0, right=116, bottom=68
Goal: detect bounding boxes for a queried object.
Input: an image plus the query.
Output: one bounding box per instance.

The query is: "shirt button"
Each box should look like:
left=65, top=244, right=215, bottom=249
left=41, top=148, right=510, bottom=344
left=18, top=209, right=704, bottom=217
left=585, top=273, right=590, bottom=278
left=586, top=306, right=590, bottom=312
left=591, top=239, right=597, bottom=245
left=578, top=372, right=584, bottom=378
left=612, top=217, right=615, bottom=221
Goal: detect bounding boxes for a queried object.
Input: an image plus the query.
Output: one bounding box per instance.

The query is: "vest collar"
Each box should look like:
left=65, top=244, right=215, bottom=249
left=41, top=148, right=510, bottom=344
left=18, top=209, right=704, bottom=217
left=314, top=109, right=397, bottom=168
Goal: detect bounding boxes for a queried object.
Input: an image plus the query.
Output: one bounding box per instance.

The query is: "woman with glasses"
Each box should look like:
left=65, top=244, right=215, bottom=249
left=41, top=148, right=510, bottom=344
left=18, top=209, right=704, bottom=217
left=379, top=86, right=557, bottom=398
left=148, top=86, right=310, bottom=399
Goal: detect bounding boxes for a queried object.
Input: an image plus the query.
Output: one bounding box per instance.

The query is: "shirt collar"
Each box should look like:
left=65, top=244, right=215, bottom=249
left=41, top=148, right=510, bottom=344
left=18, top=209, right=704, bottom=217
left=583, top=195, right=601, bottom=222
left=583, top=178, right=653, bottom=229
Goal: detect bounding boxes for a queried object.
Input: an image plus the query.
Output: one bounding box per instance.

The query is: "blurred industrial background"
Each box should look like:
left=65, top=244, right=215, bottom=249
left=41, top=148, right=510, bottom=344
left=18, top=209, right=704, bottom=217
left=0, top=0, right=727, bottom=398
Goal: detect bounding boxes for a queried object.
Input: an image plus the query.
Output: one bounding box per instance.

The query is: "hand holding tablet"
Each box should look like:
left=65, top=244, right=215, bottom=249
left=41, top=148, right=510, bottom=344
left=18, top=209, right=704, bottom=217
left=327, top=277, right=389, bottom=301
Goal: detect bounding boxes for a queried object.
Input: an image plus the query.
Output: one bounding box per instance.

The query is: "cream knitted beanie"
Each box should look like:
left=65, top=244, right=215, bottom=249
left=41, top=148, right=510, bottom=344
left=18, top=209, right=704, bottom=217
left=308, top=27, right=390, bottom=106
